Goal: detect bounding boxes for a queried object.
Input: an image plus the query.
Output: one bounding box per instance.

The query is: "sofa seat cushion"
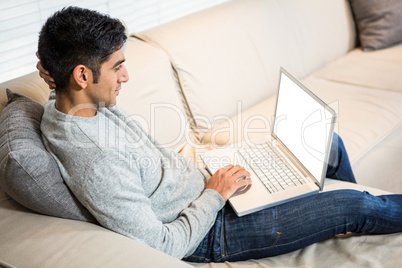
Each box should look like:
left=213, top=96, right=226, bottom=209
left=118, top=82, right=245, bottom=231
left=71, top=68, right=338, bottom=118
left=200, top=75, right=402, bottom=168
left=0, top=90, right=96, bottom=222
left=352, top=125, right=402, bottom=193
left=302, top=76, right=402, bottom=164
left=313, top=44, right=402, bottom=93
left=322, top=178, right=391, bottom=195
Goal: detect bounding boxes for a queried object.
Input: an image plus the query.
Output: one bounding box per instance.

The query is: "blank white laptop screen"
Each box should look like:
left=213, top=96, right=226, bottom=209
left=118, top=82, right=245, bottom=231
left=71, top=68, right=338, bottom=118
left=273, top=71, right=335, bottom=184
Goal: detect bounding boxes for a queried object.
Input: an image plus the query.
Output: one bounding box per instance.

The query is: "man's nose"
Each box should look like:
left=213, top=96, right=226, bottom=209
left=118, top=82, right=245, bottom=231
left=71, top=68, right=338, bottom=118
left=119, top=65, right=129, bottom=83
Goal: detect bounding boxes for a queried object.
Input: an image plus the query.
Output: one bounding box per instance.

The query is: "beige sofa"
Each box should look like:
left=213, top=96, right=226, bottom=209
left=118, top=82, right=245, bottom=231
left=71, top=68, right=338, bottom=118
left=1, top=0, right=402, bottom=267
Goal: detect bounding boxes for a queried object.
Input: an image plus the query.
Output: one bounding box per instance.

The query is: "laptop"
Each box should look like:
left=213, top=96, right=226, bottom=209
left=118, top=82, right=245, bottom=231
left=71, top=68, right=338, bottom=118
left=201, top=67, right=336, bottom=216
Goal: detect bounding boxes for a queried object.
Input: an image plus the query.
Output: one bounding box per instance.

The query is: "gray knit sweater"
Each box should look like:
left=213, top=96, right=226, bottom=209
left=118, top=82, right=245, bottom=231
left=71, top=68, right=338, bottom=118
left=41, top=100, right=225, bottom=259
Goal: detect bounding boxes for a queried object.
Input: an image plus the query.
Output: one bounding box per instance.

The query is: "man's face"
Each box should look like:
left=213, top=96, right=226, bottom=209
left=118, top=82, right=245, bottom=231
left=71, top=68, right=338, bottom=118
left=86, top=48, right=129, bottom=107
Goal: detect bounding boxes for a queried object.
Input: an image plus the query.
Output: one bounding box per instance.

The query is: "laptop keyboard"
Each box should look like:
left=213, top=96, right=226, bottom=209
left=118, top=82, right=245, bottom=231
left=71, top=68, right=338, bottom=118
left=238, top=142, right=306, bottom=194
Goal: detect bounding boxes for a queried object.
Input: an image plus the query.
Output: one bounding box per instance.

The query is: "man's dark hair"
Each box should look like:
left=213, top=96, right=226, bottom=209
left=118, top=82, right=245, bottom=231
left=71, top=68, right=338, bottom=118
left=38, top=6, right=127, bottom=91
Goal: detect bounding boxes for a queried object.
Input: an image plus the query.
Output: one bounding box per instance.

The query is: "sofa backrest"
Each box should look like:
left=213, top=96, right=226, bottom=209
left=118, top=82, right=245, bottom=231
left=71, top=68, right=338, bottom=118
left=0, top=72, right=50, bottom=112
left=118, top=38, right=191, bottom=151
left=136, top=0, right=357, bottom=136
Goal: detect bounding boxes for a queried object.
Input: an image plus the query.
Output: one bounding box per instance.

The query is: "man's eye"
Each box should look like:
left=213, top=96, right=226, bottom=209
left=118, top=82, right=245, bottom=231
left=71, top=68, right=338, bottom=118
left=115, top=65, right=122, bottom=71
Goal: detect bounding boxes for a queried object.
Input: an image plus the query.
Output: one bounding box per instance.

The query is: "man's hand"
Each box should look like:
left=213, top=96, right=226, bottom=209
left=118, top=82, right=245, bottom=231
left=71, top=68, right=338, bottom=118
left=206, top=165, right=252, bottom=201
left=36, top=52, right=56, bottom=89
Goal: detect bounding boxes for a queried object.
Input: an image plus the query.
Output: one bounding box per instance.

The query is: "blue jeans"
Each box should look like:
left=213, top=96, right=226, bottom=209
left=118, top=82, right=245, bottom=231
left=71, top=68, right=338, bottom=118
left=184, top=134, right=402, bottom=262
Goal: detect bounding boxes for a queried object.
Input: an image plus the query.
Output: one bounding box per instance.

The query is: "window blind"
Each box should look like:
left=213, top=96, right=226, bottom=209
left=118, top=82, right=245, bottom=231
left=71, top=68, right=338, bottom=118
left=0, top=0, right=229, bottom=83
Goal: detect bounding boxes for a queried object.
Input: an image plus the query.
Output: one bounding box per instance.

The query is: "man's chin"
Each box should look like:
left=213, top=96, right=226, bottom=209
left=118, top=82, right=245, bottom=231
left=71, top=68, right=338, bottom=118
left=96, top=101, right=117, bottom=108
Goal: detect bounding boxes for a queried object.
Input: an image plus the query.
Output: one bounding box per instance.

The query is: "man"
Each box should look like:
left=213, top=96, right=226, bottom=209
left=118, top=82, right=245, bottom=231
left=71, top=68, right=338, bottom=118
left=38, top=7, right=402, bottom=262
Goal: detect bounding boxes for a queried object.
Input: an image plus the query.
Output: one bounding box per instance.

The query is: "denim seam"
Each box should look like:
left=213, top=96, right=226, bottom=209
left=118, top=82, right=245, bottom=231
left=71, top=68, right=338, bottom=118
left=218, top=231, right=282, bottom=261
left=278, top=225, right=345, bottom=249
left=185, top=255, right=211, bottom=262
left=221, top=213, right=228, bottom=258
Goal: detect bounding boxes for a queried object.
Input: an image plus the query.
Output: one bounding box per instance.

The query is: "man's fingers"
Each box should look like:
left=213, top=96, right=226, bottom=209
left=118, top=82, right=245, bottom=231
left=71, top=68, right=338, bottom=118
left=36, top=60, right=56, bottom=89
left=209, top=165, right=252, bottom=201
left=237, top=177, right=252, bottom=188
left=235, top=169, right=251, bottom=181
left=47, top=83, right=56, bottom=90
left=233, top=176, right=252, bottom=196
left=226, top=164, right=245, bottom=173
left=35, top=54, right=52, bottom=78
left=36, top=61, right=51, bottom=77
left=223, top=164, right=234, bottom=169
left=222, top=165, right=250, bottom=181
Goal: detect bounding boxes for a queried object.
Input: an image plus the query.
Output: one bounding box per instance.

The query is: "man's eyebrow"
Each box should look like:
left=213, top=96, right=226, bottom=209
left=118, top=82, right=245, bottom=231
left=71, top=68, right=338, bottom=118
left=112, top=59, right=125, bottom=69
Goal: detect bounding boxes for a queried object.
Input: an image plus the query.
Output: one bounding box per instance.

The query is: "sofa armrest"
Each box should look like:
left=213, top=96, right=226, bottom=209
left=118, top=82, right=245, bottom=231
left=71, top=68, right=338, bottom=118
left=0, top=196, right=192, bottom=268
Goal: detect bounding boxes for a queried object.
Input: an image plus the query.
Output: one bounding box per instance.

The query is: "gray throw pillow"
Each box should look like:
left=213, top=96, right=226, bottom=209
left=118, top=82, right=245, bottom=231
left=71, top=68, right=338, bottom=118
left=349, top=0, right=402, bottom=51
left=0, top=89, right=97, bottom=223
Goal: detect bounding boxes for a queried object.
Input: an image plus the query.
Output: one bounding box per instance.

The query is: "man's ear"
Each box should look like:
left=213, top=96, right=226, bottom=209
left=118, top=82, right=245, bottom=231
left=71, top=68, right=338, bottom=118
left=72, top=65, right=91, bottom=89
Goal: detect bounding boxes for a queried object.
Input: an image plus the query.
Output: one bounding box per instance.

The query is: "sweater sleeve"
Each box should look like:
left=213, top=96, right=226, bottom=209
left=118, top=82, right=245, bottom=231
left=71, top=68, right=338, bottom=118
left=76, top=151, right=225, bottom=259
